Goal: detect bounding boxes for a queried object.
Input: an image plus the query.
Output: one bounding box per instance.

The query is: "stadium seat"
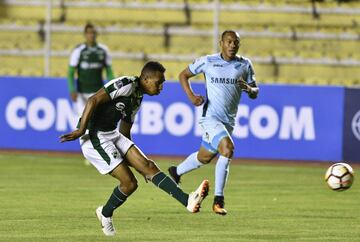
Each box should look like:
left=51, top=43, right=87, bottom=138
left=0, top=0, right=359, bottom=86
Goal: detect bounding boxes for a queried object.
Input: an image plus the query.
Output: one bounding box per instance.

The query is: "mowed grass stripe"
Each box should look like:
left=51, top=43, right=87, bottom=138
left=0, top=153, right=359, bottom=241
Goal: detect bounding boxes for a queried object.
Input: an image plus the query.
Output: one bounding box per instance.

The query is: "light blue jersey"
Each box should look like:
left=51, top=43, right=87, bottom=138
left=188, top=53, right=256, bottom=127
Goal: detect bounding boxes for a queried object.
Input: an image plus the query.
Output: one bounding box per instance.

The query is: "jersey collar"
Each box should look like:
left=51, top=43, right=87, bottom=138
left=219, top=53, right=241, bottom=62
left=86, top=42, right=98, bottom=51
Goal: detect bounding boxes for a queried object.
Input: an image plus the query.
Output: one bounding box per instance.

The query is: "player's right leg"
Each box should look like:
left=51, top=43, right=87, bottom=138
left=124, top=145, right=209, bottom=213
left=80, top=130, right=135, bottom=236
left=168, top=147, right=216, bottom=184
left=95, top=163, right=138, bottom=236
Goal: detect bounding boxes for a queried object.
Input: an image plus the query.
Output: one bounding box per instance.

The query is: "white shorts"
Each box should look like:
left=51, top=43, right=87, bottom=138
left=75, top=93, right=95, bottom=117
left=199, top=117, right=234, bottom=153
left=79, top=129, right=134, bottom=174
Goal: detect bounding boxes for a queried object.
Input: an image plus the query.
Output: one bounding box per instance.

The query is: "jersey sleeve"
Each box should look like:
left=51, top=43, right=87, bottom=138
left=101, top=44, right=112, bottom=67
left=246, top=60, right=257, bottom=85
left=69, top=47, right=81, bottom=67
left=188, top=56, right=207, bottom=75
left=103, top=77, right=134, bottom=100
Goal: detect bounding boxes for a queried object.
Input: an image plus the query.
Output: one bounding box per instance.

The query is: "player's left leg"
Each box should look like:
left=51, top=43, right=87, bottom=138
left=213, top=136, right=234, bottom=215
left=124, top=145, right=209, bottom=213
left=103, top=163, right=138, bottom=217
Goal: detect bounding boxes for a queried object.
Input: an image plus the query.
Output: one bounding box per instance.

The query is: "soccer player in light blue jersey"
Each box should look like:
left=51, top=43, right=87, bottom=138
left=168, top=30, right=259, bottom=215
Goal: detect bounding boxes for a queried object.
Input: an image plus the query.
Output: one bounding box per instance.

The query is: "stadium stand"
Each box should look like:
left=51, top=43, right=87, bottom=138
left=0, top=0, right=359, bottom=84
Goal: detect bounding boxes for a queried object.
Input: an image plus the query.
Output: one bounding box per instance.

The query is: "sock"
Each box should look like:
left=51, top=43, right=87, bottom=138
left=177, top=152, right=204, bottom=176
left=102, top=186, right=128, bottom=217
left=215, top=156, right=231, bottom=196
left=151, top=172, right=189, bottom=206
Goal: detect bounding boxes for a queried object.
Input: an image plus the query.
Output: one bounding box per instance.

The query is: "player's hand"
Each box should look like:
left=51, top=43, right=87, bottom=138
left=189, top=94, right=204, bottom=106
left=70, top=92, right=78, bottom=102
left=59, top=130, right=84, bottom=143
left=238, top=80, right=251, bottom=93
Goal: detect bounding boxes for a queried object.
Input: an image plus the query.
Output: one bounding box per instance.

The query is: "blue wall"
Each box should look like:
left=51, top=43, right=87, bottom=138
left=0, top=76, right=358, bottom=162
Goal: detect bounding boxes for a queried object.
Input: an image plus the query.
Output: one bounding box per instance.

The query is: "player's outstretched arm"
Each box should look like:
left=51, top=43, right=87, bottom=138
left=60, top=88, right=111, bottom=143
left=59, top=129, right=84, bottom=143
left=179, top=68, right=204, bottom=106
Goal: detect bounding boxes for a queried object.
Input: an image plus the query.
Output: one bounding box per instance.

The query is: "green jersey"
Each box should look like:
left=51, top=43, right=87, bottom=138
left=86, top=76, right=143, bottom=132
left=69, top=43, right=112, bottom=93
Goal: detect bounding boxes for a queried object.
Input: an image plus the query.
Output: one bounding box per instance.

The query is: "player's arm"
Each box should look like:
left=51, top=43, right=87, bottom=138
left=68, top=47, right=82, bottom=102
left=60, top=88, right=110, bottom=142
left=105, top=65, right=114, bottom=82
left=247, top=82, right=259, bottom=99
left=239, top=81, right=259, bottom=99
left=119, top=121, right=133, bottom=140
left=104, top=45, right=114, bottom=82
left=67, top=66, right=77, bottom=101
left=179, top=68, right=204, bottom=106
left=239, top=61, right=259, bottom=99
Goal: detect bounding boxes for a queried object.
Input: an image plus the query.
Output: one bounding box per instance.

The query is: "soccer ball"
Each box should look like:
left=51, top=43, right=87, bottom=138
left=325, top=163, right=354, bottom=191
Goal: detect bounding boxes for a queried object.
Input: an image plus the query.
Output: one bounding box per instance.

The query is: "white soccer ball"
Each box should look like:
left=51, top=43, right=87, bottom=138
left=325, top=163, right=354, bottom=191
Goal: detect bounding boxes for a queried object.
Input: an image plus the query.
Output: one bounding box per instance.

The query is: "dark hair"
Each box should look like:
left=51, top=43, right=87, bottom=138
left=221, top=30, right=240, bottom=40
left=84, top=23, right=96, bottom=33
left=141, top=61, right=166, bottom=76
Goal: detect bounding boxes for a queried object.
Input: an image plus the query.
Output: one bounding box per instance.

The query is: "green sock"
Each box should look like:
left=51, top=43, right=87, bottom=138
left=102, top=186, right=128, bottom=217
left=151, top=172, right=189, bottom=206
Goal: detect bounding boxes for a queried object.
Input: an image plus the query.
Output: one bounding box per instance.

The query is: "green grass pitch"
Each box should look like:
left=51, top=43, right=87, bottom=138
left=0, top=152, right=359, bottom=241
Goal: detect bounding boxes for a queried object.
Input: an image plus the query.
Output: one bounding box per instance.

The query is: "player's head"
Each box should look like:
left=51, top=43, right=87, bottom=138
left=84, top=23, right=97, bottom=46
left=139, top=61, right=166, bottom=96
left=220, top=30, right=240, bottom=60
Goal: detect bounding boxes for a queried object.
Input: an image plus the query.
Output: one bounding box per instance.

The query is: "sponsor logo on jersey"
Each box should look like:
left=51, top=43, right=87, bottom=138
left=210, top=77, right=238, bottom=84
left=115, top=102, right=127, bottom=118
left=351, top=110, right=360, bottom=141
left=80, top=61, right=103, bottom=69
left=115, top=102, right=125, bottom=111
left=213, top=64, right=223, bottom=67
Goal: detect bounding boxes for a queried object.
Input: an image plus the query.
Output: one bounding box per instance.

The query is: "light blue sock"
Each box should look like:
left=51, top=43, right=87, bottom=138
left=177, top=152, right=203, bottom=176
left=215, top=156, right=231, bottom=196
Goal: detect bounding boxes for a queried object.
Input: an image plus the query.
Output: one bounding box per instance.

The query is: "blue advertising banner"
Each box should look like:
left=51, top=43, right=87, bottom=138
left=0, top=76, right=346, bottom=161
left=0, top=76, right=79, bottom=151
left=133, top=83, right=344, bottom=161
left=343, top=88, right=360, bottom=162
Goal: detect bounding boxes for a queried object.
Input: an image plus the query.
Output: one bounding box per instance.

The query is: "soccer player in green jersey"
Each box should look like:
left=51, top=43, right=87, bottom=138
left=67, top=23, right=114, bottom=117
left=60, top=61, right=209, bottom=237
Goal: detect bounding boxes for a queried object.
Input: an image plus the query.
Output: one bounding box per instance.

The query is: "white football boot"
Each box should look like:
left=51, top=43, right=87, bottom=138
left=95, top=206, right=116, bottom=236
left=186, top=180, right=209, bottom=213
